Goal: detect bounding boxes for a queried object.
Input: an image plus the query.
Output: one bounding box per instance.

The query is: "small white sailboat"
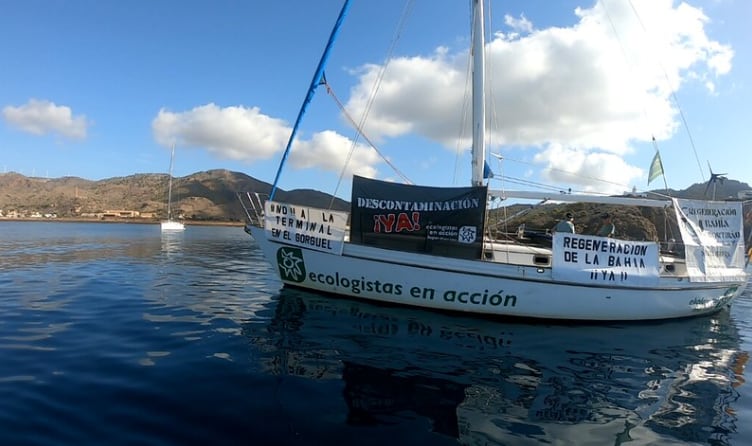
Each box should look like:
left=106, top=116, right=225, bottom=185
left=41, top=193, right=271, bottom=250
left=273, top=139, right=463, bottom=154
left=161, top=143, right=185, bottom=232
left=239, top=0, right=748, bottom=321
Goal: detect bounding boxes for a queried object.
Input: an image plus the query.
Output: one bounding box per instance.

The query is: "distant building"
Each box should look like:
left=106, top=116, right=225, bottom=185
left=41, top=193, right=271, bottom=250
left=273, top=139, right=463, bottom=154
left=102, top=210, right=140, bottom=218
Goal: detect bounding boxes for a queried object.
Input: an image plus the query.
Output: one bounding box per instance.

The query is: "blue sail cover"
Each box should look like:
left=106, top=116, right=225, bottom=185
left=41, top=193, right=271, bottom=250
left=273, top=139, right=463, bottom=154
left=269, top=0, right=352, bottom=201
left=350, top=176, right=487, bottom=260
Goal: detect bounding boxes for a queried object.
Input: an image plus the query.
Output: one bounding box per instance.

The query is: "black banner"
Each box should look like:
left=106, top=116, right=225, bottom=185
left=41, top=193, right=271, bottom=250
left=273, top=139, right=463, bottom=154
left=349, top=176, right=487, bottom=259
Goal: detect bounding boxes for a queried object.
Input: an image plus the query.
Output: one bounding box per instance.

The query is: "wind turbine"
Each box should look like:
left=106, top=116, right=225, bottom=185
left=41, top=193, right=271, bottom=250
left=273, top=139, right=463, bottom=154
left=704, top=161, right=727, bottom=200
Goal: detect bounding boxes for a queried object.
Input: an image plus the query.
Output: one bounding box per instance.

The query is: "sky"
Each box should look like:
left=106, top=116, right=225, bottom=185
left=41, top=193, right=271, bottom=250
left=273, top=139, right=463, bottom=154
left=1, top=0, right=750, bottom=199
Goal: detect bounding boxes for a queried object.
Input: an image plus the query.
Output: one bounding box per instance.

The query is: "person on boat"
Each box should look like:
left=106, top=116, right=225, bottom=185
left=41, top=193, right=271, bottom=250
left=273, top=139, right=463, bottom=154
left=596, top=213, right=615, bottom=237
left=553, top=212, right=575, bottom=234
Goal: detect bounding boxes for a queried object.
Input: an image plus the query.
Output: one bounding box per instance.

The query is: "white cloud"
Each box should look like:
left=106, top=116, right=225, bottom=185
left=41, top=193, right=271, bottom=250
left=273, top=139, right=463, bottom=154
left=341, top=0, right=732, bottom=192
left=504, top=13, right=533, bottom=34
left=533, top=144, right=643, bottom=193
left=151, top=104, right=383, bottom=177
left=152, top=104, right=290, bottom=160
left=345, top=53, right=467, bottom=147
left=290, top=130, right=381, bottom=178
left=2, top=99, right=89, bottom=139
left=149, top=1, right=732, bottom=194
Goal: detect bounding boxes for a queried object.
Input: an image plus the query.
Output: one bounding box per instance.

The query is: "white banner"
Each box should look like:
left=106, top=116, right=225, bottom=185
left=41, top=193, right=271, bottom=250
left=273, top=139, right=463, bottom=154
left=552, top=233, right=660, bottom=287
left=264, top=201, right=348, bottom=255
left=672, top=198, right=746, bottom=282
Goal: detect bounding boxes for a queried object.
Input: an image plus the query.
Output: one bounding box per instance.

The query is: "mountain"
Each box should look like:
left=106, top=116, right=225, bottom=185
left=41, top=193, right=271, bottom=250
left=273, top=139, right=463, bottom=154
left=1, top=171, right=749, bottom=236
left=654, top=178, right=752, bottom=201
left=0, top=170, right=349, bottom=222
left=489, top=179, right=752, bottom=243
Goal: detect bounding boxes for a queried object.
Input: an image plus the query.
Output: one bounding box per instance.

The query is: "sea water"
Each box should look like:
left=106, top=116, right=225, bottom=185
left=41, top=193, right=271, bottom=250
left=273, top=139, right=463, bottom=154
left=1, top=221, right=751, bottom=445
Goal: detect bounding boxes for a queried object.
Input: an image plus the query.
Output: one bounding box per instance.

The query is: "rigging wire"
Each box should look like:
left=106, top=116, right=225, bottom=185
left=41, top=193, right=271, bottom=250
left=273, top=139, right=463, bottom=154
left=329, top=0, right=417, bottom=206
left=453, top=53, right=472, bottom=186
left=484, top=0, right=499, bottom=163
left=452, top=1, right=480, bottom=186
left=491, top=154, right=633, bottom=191
left=482, top=2, right=639, bottom=204
left=269, top=0, right=352, bottom=201
left=600, top=0, right=669, bottom=191
left=323, top=80, right=412, bottom=185
left=621, top=0, right=706, bottom=182
left=491, top=175, right=563, bottom=193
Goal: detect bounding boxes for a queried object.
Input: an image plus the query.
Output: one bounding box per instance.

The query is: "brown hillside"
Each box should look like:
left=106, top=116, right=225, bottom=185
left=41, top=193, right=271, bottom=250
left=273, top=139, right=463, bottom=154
left=0, top=170, right=349, bottom=222
left=1, top=171, right=749, bottom=241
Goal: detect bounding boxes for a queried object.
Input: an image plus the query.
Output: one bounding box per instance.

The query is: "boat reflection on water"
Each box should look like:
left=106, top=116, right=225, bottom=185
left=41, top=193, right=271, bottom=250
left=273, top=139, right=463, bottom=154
left=243, top=287, right=748, bottom=445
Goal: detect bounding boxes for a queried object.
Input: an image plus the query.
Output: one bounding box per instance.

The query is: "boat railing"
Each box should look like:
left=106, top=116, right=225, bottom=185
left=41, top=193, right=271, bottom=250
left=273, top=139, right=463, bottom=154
left=237, top=191, right=267, bottom=227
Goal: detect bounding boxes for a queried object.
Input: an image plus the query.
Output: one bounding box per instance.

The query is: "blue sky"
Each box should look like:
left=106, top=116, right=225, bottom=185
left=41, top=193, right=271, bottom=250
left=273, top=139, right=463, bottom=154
left=1, top=0, right=749, bottom=199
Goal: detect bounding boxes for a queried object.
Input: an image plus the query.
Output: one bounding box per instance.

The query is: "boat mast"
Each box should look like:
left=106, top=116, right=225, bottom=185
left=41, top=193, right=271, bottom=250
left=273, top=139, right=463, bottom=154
left=471, top=0, right=486, bottom=187
left=167, top=143, right=175, bottom=219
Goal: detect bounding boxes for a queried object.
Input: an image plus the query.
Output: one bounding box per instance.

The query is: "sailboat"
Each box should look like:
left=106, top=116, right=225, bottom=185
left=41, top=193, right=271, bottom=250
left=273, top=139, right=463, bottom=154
left=239, top=0, right=748, bottom=321
left=160, top=143, right=185, bottom=232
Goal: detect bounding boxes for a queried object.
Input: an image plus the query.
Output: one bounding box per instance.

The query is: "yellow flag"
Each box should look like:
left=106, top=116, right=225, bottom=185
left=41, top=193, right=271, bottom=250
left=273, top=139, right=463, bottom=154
left=648, top=151, right=663, bottom=185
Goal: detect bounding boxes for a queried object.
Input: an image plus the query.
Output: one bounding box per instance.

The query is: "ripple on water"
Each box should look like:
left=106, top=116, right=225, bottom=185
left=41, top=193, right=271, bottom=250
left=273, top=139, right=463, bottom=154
left=1, top=222, right=751, bottom=445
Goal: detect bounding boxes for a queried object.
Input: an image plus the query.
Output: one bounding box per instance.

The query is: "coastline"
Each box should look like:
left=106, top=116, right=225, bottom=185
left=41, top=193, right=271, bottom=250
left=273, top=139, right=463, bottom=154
left=0, top=217, right=245, bottom=227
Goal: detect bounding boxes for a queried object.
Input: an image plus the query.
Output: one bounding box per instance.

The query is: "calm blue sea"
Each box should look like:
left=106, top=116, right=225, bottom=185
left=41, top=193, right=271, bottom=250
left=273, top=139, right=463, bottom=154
left=1, top=221, right=751, bottom=445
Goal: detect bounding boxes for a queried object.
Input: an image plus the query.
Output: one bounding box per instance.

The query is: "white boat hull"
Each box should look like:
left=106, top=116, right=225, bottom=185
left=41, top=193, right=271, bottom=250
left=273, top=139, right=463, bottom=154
left=248, top=226, right=745, bottom=321
left=161, top=220, right=185, bottom=232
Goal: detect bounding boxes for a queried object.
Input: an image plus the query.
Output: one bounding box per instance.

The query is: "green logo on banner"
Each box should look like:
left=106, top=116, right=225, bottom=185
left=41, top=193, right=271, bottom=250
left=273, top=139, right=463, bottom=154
left=276, top=247, right=306, bottom=283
